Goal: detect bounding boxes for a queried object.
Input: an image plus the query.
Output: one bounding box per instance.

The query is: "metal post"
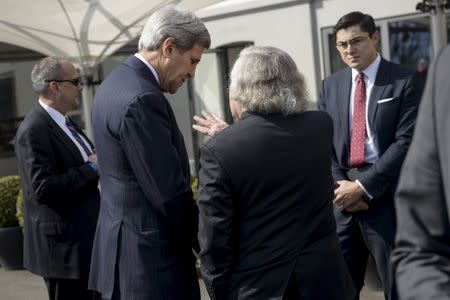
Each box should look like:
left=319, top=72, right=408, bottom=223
left=430, top=0, right=448, bottom=57
left=78, top=65, right=95, bottom=140
left=81, top=78, right=93, bottom=140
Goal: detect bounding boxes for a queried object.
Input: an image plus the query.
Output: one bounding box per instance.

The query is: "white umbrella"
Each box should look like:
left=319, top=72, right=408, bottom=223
left=0, top=0, right=222, bottom=137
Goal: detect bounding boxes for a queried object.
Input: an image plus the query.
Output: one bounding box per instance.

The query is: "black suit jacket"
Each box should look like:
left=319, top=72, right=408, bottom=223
left=198, top=111, right=355, bottom=300
left=89, top=55, right=199, bottom=300
left=15, top=104, right=100, bottom=281
left=392, top=46, right=450, bottom=299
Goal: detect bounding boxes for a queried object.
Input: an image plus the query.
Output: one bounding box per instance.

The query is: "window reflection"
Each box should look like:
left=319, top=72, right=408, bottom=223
left=389, top=18, right=431, bottom=85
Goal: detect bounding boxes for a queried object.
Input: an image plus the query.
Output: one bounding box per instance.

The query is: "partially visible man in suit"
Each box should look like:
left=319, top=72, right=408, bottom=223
left=88, top=6, right=210, bottom=300
left=15, top=57, right=100, bottom=300
left=392, top=45, right=450, bottom=300
left=318, top=11, right=422, bottom=300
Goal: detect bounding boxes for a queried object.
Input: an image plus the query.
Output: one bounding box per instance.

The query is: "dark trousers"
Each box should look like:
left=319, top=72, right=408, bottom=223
left=334, top=204, right=397, bottom=300
left=44, top=277, right=101, bottom=300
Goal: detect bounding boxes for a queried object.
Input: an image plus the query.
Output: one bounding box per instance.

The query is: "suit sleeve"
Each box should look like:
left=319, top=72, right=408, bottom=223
left=358, top=71, right=422, bottom=199
left=318, top=79, right=349, bottom=182
left=392, top=49, right=450, bottom=299
left=15, top=124, right=98, bottom=205
left=119, top=93, right=198, bottom=241
left=198, top=144, right=234, bottom=300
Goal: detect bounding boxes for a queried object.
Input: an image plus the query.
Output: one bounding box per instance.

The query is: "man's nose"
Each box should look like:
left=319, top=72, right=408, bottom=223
left=346, top=43, right=357, bottom=53
left=188, top=66, right=196, bottom=78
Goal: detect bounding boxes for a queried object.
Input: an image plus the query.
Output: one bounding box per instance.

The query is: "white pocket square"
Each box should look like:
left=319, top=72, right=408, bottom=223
left=377, top=97, right=395, bottom=104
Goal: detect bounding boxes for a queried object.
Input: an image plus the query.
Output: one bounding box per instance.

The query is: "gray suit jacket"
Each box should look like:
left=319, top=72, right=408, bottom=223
left=393, top=45, right=450, bottom=299
left=88, top=56, right=199, bottom=300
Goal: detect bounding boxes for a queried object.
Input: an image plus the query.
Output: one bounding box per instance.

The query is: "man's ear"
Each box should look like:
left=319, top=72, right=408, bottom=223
left=372, top=31, right=380, bottom=46
left=162, top=37, right=176, bottom=58
left=47, top=81, right=59, bottom=94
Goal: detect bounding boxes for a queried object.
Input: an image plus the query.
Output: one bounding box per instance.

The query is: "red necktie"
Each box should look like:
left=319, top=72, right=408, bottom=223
left=350, top=72, right=366, bottom=167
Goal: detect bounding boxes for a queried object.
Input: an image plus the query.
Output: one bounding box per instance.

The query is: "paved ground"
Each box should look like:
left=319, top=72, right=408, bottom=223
left=0, top=267, right=384, bottom=300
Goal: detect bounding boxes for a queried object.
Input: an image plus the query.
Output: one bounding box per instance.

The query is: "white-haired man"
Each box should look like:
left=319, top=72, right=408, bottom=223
left=88, top=6, right=210, bottom=300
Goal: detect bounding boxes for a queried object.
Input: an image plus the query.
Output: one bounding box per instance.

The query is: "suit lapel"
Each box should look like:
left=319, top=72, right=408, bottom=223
left=35, top=104, right=85, bottom=164
left=340, top=69, right=352, bottom=156
left=123, top=55, right=161, bottom=89
left=368, top=59, right=389, bottom=128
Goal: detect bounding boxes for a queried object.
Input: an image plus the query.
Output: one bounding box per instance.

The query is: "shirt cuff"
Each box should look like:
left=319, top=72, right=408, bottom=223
left=356, top=179, right=373, bottom=200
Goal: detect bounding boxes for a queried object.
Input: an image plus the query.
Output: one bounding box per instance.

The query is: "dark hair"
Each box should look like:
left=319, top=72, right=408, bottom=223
left=333, top=11, right=376, bottom=39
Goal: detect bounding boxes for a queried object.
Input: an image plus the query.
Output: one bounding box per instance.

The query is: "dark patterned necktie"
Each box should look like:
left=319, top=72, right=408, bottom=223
left=65, top=117, right=92, bottom=156
left=350, top=72, right=366, bottom=167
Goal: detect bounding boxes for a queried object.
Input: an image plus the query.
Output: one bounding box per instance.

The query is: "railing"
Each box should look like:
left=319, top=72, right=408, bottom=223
left=0, top=117, right=24, bottom=158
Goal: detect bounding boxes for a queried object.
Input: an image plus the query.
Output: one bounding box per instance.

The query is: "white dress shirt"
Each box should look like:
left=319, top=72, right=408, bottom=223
left=39, top=99, right=92, bottom=162
left=134, top=53, right=160, bottom=85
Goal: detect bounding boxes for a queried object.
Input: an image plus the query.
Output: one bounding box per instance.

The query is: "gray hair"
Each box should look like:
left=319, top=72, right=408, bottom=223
left=230, top=46, right=309, bottom=115
left=138, top=6, right=211, bottom=52
left=31, top=57, right=65, bottom=96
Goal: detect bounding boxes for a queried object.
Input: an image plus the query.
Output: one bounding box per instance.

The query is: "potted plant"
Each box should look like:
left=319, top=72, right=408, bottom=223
left=0, top=175, right=23, bottom=270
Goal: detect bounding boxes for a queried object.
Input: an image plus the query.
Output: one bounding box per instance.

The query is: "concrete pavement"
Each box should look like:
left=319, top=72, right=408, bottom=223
left=0, top=267, right=383, bottom=300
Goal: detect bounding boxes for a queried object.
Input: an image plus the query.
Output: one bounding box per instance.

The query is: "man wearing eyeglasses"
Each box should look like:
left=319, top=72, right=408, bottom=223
left=318, top=11, right=422, bottom=300
left=15, top=57, right=100, bottom=300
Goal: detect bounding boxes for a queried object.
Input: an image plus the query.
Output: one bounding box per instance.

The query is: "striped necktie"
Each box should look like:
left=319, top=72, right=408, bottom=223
left=65, top=117, right=92, bottom=157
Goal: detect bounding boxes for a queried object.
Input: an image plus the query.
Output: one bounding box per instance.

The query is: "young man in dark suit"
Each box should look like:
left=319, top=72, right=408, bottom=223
left=392, top=45, right=450, bottom=300
left=15, top=57, right=100, bottom=300
left=88, top=6, right=210, bottom=300
left=318, top=11, right=422, bottom=300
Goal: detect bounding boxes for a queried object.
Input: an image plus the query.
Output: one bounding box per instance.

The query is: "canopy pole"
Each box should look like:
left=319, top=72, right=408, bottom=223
left=416, top=0, right=449, bottom=58
left=79, top=66, right=95, bottom=141
left=430, top=0, right=448, bottom=57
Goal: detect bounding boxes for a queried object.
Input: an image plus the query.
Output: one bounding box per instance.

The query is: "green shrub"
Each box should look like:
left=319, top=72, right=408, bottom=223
left=0, top=176, right=21, bottom=228
left=16, top=188, right=24, bottom=228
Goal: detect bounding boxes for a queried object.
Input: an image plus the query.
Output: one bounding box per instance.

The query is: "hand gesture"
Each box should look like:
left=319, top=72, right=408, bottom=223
left=192, top=111, right=229, bottom=137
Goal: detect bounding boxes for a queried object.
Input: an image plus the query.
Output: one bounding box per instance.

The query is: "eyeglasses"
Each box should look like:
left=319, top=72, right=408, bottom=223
left=45, top=77, right=82, bottom=86
left=336, top=36, right=369, bottom=51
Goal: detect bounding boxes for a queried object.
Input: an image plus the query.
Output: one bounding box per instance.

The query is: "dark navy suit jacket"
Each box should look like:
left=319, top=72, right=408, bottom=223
left=89, top=56, right=199, bottom=300
left=318, top=58, right=422, bottom=243
left=15, top=104, right=100, bottom=282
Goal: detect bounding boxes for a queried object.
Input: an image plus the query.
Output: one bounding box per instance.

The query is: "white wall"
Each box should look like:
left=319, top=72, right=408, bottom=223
left=316, top=0, right=418, bottom=28
left=201, top=2, right=320, bottom=100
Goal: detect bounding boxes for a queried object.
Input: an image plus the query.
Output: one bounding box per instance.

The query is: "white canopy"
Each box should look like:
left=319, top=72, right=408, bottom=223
left=0, top=0, right=221, bottom=68
left=0, top=0, right=222, bottom=137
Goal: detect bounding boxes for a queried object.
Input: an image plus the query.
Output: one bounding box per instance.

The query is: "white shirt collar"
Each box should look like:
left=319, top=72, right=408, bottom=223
left=134, top=53, right=160, bottom=85
left=351, top=53, right=381, bottom=82
left=39, top=99, right=66, bottom=128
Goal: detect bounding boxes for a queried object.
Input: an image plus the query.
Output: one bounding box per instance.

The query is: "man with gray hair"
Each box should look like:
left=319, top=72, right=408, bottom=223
left=88, top=6, right=210, bottom=300
left=198, top=46, right=355, bottom=300
left=15, top=57, right=100, bottom=300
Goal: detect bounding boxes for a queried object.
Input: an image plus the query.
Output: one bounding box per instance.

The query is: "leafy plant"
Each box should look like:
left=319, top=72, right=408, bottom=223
left=0, top=176, right=21, bottom=228
left=16, top=188, right=24, bottom=228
